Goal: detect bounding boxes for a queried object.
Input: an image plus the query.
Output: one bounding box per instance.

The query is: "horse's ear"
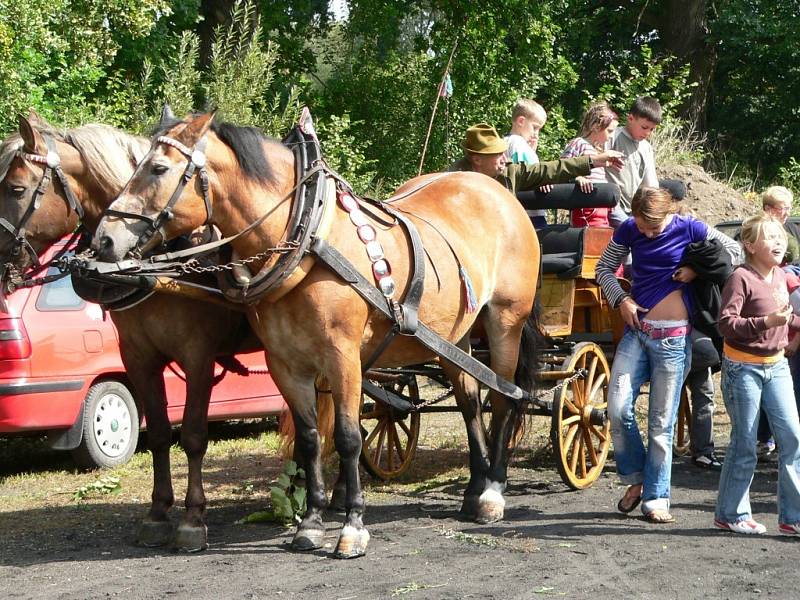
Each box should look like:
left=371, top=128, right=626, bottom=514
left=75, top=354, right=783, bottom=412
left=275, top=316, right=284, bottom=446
left=17, top=114, right=47, bottom=155
left=159, top=103, right=176, bottom=125
left=180, top=111, right=216, bottom=147
left=27, top=108, right=45, bottom=127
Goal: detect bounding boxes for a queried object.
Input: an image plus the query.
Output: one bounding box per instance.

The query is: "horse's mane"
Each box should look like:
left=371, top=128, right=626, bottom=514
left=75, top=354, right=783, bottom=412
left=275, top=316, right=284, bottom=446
left=65, top=125, right=150, bottom=194
left=157, top=116, right=278, bottom=186
left=0, top=135, right=24, bottom=182
left=0, top=119, right=150, bottom=195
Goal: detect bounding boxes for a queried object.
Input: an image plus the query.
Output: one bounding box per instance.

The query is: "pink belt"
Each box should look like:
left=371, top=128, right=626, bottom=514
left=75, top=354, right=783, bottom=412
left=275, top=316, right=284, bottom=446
left=640, top=323, right=691, bottom=339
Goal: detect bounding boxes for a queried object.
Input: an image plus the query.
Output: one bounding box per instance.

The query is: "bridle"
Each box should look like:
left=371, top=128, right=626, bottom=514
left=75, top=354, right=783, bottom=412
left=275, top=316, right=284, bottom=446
left=104, top=134, right=213, bottom=258
left=0, top=134, right=85, bottom=272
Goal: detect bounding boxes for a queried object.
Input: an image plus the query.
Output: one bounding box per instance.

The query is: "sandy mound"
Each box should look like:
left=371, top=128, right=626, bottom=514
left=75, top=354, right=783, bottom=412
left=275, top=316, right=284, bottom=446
left=659, top=163, right=759, bottom=226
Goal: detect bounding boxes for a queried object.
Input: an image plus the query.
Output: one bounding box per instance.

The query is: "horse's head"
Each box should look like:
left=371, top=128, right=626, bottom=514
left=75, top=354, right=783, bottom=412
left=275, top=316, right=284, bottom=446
left=0, top=115, right=83, bottom=274
left=94, top=111, right=218, bottom=261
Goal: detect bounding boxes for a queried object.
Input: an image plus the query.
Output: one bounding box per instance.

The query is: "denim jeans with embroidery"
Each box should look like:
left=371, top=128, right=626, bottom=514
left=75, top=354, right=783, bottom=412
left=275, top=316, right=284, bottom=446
left=715, top=357, right=800, bottom=525
left=608, top=327, right=691, bottom=514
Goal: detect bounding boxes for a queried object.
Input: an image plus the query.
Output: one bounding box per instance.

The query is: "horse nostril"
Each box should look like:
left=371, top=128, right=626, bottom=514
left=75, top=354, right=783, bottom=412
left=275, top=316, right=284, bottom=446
left=97, top=235, right=115, bottom=258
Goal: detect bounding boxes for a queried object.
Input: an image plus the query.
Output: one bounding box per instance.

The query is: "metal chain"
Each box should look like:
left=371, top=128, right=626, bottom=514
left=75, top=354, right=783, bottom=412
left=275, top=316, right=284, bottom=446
left=537, top=368, right=587, bottom=401
left=412, top=383, right=455, bottom=410
left=174, top=241, right=300, bottom=275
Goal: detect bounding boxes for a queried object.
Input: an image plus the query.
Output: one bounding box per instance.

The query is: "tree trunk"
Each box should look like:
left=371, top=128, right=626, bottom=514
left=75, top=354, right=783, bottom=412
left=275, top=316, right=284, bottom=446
left=198, top=0, right=236, bottom=68
left=654, top=0, right=718, bottom=129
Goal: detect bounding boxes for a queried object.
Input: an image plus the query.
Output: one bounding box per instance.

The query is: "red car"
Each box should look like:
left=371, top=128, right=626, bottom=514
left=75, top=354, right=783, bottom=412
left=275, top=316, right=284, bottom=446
left=0, top=240, right=285, bottom=469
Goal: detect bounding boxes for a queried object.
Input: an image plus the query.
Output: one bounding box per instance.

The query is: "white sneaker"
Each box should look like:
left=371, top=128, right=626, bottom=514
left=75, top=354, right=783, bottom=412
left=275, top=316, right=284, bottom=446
left=714, top=518, right=766, bottom=535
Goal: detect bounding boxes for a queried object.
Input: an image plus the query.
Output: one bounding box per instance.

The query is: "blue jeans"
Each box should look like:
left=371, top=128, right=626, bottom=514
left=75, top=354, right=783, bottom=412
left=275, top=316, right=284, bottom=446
left=715, top=357, right=800, bottom=525
left=608, top=327, right=691, bottom=514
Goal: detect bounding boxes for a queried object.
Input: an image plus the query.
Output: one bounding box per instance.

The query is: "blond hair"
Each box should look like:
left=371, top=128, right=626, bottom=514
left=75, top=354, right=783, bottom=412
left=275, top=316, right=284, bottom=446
left=578, top=102, right=618, bottom=139
left=511, top=98, right=546, bottom=122
left=762, top=185, right=794, bottom=209
left=630, top=187, right=675, bottom=225
left=740, top=213, right=787, bottom=262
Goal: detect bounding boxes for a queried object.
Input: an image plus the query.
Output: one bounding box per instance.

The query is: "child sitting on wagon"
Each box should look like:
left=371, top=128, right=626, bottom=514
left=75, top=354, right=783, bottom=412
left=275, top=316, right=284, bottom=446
left=504, top=98, right=550, bottom=228
left=561, top=102, right=619, bottom=228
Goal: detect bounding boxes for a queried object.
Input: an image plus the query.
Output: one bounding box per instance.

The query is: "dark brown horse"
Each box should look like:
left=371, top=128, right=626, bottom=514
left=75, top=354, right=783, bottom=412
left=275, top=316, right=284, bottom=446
left=94, top=111, right=541, bottom=558
left=0, top=116, right=266, bottom=551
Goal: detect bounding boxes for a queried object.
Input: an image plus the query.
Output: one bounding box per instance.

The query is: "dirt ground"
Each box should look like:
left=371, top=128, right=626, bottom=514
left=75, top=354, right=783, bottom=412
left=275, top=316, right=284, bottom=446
left=1, top=399, right=799, bottom=600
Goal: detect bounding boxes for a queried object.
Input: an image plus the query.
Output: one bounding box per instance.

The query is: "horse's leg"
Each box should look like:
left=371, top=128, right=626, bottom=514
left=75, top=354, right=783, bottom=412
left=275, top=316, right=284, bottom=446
left=124, top=358, right=175, bottom=547
left=329, top=364, right=370, bottom=559
left=476, top=306, right=530, bottom=524
left=268, top=356, right=328, bottom=551
left=313, top=377, right=347, bottom=511
left=440, top=356, right=490, bottom=520
left=173, top=359, right=215, bottom=552
left=329, top=457, right=348, bottom=512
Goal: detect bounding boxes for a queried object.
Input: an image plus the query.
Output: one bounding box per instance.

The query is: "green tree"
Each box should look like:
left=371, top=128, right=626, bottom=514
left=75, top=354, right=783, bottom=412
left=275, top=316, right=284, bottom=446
left=0, top=0, right=169, bottom=134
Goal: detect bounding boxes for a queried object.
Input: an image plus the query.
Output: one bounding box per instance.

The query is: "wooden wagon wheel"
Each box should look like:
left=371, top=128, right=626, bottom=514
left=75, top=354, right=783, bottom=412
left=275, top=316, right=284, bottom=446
left=550, top=342, right=611, bottom=490
left=673, top=386, right=693, bottom=456
left=359, top=374, right=421, bottom=481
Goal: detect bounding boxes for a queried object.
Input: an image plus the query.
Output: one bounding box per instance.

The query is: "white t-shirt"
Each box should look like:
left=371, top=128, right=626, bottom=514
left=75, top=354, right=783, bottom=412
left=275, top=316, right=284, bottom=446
left=504, top=134, right=544, bottom=218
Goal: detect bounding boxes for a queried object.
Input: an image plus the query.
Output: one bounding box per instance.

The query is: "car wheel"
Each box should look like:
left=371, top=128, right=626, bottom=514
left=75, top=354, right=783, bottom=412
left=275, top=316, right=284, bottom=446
left=71, top=381, right=139, bottom=469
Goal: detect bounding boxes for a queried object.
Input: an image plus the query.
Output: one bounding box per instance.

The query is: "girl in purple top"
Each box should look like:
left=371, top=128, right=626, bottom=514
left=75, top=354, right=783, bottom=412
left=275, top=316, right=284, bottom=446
left=596, top=187, right=740, bottom=523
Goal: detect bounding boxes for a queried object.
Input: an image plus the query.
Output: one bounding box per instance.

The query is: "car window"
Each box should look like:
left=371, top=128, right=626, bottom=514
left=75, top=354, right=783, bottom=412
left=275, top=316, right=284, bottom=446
left=35, top=267, right=86, bottom=311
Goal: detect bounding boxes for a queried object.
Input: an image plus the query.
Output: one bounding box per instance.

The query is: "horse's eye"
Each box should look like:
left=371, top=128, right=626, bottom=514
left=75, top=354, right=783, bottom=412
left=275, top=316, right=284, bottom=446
left=151, top=164, right=169, bottom=176
left=8, top=185, right=26, bottom=196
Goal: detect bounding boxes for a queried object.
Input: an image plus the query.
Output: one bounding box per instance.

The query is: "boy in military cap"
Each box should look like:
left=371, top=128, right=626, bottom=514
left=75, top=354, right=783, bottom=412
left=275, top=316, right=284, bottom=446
left=447, top=123, right=623, bottom=196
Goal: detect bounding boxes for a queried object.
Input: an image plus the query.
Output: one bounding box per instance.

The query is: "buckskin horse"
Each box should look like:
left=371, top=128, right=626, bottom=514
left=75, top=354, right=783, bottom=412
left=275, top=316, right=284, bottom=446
left=93, top=110, right=541, bottom=558
left=0, top=115, right=272, bottom=552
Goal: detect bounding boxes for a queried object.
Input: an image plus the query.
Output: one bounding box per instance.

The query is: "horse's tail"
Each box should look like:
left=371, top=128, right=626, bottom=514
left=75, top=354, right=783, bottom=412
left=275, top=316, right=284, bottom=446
left=509, top=306, right=545, bottom=446
left=278, top=379, right=337, bottom=459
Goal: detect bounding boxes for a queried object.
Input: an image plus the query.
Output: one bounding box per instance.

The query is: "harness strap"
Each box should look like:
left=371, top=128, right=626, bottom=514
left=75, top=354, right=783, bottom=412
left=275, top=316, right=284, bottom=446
left=311, top=237, right=541, bottom=408
left=361, top=325, right=400, bottom=372
left=389, top=209, right=426, bottom=335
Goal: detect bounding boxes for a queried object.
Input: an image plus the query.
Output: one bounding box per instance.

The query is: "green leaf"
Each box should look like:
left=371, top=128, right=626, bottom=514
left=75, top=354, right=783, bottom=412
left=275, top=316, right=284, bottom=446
left=291, top=487, right=307, bottom=511
left=235, top=510, right=274, bottom=524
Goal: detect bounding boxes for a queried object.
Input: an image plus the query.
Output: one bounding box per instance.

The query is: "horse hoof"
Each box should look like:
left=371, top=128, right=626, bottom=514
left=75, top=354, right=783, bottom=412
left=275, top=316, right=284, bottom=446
left=291, top=528, right=325, bottom=551
left=173, top=523, right=208, bottom=553
left=460, top=496, right=480, bottom=520
left=137, top=519, right=173, bottom=547
left=333, top=525, right=369, bottom=559
left=476, top=487, right=506, bottom=524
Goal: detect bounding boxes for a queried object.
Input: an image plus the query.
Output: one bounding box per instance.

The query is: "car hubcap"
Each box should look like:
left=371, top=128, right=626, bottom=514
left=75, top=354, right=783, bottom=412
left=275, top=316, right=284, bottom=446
left=94, top=393, right=132, bottom=458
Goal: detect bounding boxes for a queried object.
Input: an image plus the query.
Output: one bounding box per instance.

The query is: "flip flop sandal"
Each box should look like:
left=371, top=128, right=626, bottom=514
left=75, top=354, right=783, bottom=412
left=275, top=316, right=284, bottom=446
left=617, top=487, right=642, bottom=514
left=645, top=510, right=675, bottom=524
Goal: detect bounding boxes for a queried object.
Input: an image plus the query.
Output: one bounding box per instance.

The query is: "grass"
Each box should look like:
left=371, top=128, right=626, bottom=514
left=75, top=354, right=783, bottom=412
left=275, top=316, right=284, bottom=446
left=0, top=421, right=287, bottom=514
left=651, top=118, right=707, bottom=168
